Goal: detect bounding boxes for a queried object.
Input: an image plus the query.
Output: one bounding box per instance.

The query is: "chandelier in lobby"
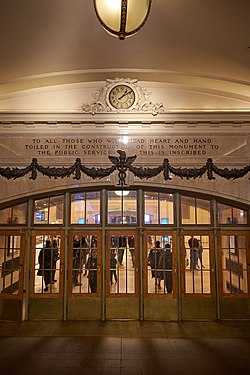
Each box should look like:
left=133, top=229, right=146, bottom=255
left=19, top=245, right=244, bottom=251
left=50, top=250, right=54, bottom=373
left=93, top=0, right=152, bottom=40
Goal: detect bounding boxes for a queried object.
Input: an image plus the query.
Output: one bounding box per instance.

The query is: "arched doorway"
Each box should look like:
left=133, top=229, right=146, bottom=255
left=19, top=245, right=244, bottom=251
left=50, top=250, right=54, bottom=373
left=0, top=187, right=249, bottom=321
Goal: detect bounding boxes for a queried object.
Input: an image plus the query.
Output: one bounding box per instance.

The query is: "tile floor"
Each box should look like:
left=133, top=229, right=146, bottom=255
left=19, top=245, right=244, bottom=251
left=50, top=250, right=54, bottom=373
left=0, top=321, right=250, bottom=375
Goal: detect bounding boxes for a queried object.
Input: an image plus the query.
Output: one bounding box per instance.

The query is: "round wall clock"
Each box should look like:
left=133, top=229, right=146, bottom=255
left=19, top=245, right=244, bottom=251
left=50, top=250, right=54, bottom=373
left=108, top=84, right=136, bottom=110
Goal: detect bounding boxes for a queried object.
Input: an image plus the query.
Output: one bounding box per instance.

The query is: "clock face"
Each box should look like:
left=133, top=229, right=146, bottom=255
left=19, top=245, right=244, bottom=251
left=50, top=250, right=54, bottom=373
left=108, top=84, right=136, bottom=109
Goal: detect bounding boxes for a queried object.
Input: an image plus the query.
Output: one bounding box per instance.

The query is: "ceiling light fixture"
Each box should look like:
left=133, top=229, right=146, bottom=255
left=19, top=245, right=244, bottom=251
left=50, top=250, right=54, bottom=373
left=94, top=0, right=152, bottom=40
left=115, top=190, right=130, bottom=196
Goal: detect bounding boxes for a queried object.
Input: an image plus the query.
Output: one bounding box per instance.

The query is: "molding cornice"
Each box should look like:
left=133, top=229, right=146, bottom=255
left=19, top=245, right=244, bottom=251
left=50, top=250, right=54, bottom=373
left=0, top=116, right=249, bottom=135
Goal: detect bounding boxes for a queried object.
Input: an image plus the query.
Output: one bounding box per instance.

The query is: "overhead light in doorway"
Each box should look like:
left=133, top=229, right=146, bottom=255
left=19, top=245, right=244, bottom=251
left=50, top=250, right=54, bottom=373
left=115, top=190, right=130, bottom=196
left=93, top=0, right=152, bottom=40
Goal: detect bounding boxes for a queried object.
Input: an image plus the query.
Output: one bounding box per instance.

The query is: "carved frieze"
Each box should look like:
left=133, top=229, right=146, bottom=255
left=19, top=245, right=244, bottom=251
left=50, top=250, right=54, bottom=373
left=0, top=150, right=249, bottom=185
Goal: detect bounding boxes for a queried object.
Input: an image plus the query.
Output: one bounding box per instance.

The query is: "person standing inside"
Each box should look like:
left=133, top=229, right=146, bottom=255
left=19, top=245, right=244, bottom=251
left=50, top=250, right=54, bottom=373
left=81, top=235, right=90, bottom=276
left=52, top=238, right=59, bottom=283
left=110, top=250, right=118, bottom=285
left=118, top=235, right=126, bottom=266
left=197, top=239, right=205, bottom=269
left=38, top=239, right=52, bottom=292
left=128, top=235, right=135, bottom=267
left=148, top=240, right=162, bottom=289
left=72, top=235, right=81, bottom=286
left=158, top=244, right=173, bottom=293
left=188, top=236, right=199, bottom=270
left=86, top=248, right=98, bottom=293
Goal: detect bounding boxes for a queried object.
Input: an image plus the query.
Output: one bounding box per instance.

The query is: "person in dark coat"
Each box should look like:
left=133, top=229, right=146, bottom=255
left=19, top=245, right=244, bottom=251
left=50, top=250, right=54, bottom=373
left=128, top=235, right=135, bottom=267
left=148, top=240, right=162, bottom=288
left=118, top=235, right=126, bottom=266
left=38, top=239, right=52, bottom=292
left=86, top=248, right=98, bottom=293
left=52, top=238, right=59, bottom=283
left=158, top=244, right=173, bottom=293
left=110, top=250, right=118, bottom=285
left=81, top=235, right=90, bottom=276
left=72, top=235, right=81, bottom=286
left=188, top=237, right=199, bottom=269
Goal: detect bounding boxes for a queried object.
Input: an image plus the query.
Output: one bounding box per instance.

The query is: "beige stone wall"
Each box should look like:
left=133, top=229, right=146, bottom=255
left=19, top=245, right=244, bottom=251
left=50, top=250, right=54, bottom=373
left=0, top=131, right=249, bottom=205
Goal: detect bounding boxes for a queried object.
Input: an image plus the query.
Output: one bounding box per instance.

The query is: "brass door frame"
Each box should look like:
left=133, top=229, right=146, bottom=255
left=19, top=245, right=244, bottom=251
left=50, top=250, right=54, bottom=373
left=218, top=230, right=250, bottom=299
left=105, top=230, right=139, bottom=298
left=181, top=231, right=216, bottom=298
left=30, top=230, right=65, bottom=299
left=0, top=230, right=26, bottom=321
left=143, top=230, right=177, bottom=299
left=66, top=230, right=102, bottom=320
left=180, top=231, right=216, bottom=320
left=105, top=230, right=140, bottom=320
left=68, top=230, right=102, bottom=298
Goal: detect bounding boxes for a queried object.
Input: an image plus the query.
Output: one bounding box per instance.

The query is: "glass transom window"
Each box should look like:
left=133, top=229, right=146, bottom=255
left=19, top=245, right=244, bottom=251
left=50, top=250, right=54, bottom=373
left=108, top=190, right=137, bottom=224
left=71, top=192, right=101, bottom=225
left=34, top=196, right=64, bottom=225
left=144, top=192, right=174, bottom=225
left=181, top=196, right=211, bottom=225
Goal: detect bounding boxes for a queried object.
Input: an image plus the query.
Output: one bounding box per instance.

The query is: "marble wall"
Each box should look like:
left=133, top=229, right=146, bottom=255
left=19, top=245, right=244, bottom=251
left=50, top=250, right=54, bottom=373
left=0, top=131, right=249, bottom=205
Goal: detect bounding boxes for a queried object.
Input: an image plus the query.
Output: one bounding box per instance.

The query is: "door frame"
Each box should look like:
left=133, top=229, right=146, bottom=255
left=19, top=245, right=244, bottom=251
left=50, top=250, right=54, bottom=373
left=143, top=230, right=178, bottom=321
left=180, top=231, right=216, bottom=320
left=67, top=230, right=102, bottom=320
left=28, top=230, right=65, bottom=319
left=217, top=230, right=250, bottom=319
left=105, top=229, right=140, bottom=320
left=0, top=230, right=26, bottom=321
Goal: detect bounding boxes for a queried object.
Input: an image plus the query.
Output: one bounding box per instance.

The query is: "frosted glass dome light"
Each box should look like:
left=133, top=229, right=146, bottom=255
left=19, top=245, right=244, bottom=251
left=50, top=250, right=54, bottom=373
left=94, top=0, right=152, bottom=40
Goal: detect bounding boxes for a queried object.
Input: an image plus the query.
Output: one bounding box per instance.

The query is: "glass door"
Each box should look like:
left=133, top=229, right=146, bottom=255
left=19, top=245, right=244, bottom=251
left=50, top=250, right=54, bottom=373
left=29, top=230, right=64, bottom=319
left=181, top=232, right=216, bottom=320
left=67, top=231, right=101, bottom=320
left=106, top=230, right=139, bottom=319
left=218, top=231, right=250, bottom=319
left=0, top=231, right=25, bottom=321
left=144, top=231, right=178, bottom=320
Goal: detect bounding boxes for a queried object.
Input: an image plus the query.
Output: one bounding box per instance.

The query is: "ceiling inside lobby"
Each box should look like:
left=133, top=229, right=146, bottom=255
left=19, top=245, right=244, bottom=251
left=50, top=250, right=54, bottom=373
left=0, top=0, right=249, bottom=111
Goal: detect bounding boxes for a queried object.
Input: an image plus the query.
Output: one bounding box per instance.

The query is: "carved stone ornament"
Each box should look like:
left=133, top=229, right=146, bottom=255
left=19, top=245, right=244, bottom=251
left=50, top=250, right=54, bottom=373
left=78, top=78, right=165, bottom=116
left=0, top=151, right=249, bottom=185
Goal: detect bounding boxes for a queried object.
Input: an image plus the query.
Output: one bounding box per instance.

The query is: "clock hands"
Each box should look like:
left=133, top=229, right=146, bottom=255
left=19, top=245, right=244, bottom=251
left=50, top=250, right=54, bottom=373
left=118, top=89, right=132, bottom=100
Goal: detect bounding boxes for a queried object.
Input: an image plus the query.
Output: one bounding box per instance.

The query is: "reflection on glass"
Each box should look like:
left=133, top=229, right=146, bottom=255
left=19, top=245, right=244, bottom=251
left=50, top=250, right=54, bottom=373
left=144, top=192, right=174, bottom=225
left=218, top=203, right=247, bottom=225
left=184, top=235, right=210, bottom=294
left=145, top=192, right=158, bottom=224
left=0, top=235, right=21, bottom=294
left=196, top=199, right=211, bottom=224
left=221, top=235, right=248, bottom=294
left=147, top=234, right=173, bottom=294
left=0, top=203, right=27, bottom=225
left=71, top=192, right=101, bottom=224
left=34, top=235, right=61, bottom=294
left=109, top=234, right=135, bottom=294
left=108, top=191, right=137, bottom=224
left=159, top=193, right=174, bottom=224
left=71, top=234, right=98, bottom=294
left=181, top=197, right=211, bottom=224
left=34, top=196, right=64, bottom=224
